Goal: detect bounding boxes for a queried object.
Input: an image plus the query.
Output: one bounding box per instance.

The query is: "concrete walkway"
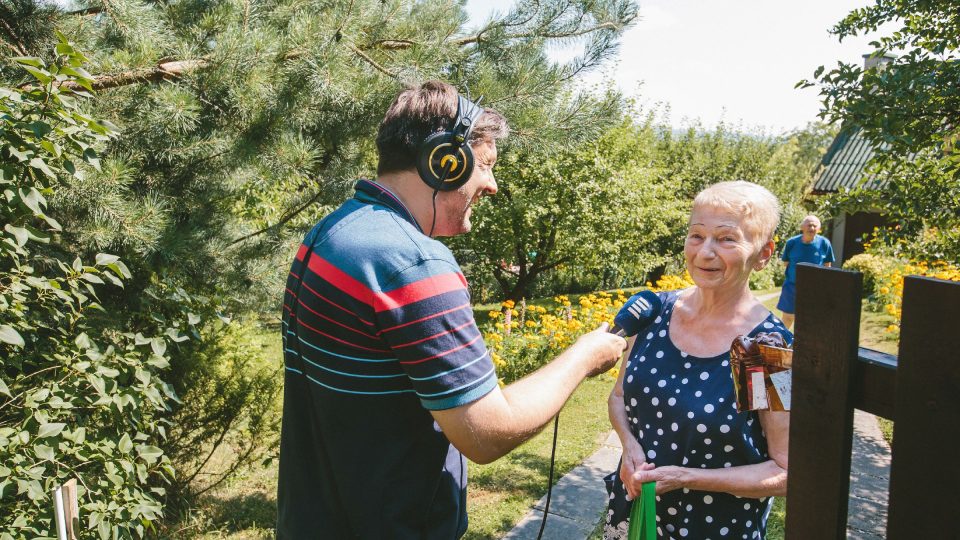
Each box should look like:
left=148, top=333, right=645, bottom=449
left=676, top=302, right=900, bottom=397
left=503, top=410, right=892, bottom=539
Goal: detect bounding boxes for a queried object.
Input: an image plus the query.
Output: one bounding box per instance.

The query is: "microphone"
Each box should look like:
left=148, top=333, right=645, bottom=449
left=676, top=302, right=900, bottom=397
left=610, top=290, right=663, bottom=338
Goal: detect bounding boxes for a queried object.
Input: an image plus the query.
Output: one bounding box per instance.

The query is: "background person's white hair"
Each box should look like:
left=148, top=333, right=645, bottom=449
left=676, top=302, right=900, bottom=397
left=692, top=181, right=781, bottom=247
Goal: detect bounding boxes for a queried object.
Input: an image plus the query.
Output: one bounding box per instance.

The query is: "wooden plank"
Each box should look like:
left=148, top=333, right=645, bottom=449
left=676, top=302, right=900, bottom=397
left=887, top=276, right=960, bottom=538
left=853, top=348, right=897, bottom=419
left=785, top=264, right=863, bottom=540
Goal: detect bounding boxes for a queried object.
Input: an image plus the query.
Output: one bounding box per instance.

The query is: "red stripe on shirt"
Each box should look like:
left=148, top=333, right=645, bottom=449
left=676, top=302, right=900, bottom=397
left=374, top=272, right=467, bottom=313
left=297, top=317, right=391, bottom=353
left=399, top=334, right=482, bottom=365
left=295, top=244, right=308, bottom=262
left=306, top=254, right=376, bottom=305
left=390, top=320, right=476, bottom=348
left=300, top=280, right=375, bottom=327
left=377, top=302, right=471, bottom=334
left=298, top=298, right=378, bottom=339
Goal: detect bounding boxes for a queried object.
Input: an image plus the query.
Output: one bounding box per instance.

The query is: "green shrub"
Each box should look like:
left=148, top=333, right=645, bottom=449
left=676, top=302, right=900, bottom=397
left=842, top=253, right=897, bottom=304
left=0, top=40, right=185, bottom=538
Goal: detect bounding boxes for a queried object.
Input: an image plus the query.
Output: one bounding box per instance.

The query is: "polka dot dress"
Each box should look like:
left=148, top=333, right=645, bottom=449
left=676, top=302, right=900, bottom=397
left=603, top=290, right=793, bottom=540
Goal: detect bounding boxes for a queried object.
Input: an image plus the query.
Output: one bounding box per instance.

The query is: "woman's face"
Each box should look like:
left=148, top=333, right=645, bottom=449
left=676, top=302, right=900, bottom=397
left=684, top=205, right=770, bottom=291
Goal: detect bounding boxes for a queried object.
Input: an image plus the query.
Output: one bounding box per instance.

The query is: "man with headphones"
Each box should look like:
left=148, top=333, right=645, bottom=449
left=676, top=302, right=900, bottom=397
left=276, top=81, right=626, bottom=538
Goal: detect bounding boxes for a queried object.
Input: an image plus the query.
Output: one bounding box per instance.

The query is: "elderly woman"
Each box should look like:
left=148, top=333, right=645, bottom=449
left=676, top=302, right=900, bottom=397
left=604, top=181, right=793, bottom=540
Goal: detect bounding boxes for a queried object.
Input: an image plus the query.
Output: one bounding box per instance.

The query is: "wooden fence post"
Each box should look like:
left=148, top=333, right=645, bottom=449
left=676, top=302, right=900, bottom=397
left=886, top=276, right=960, bottom=538
left=785, top=264, right=863, bottom=540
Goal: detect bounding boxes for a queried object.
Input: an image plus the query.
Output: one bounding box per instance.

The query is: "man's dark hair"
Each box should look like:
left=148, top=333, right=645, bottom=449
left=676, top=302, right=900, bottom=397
left=376, top=80, right=509, bottom=176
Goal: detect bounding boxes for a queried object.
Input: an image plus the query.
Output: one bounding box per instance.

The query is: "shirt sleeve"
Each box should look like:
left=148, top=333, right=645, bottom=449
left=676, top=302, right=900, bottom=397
left=823, top=237, right=836, bottom=263
left=373, top=258, right=497, bottom=411
left=780, top=238, right=793, bottom=262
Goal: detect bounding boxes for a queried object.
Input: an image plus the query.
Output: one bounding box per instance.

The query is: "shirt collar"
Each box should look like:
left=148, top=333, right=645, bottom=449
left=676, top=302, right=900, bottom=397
left=353, top=179, right=423, bottom=233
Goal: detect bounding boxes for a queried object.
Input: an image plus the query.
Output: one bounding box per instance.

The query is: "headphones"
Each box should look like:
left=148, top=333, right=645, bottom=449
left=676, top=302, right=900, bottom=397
left=416, top=94, right=485, bottom=192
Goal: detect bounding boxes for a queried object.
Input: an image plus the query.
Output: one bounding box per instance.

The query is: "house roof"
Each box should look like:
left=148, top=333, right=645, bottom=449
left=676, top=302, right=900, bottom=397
left=811, top=127, right=888, bottom=194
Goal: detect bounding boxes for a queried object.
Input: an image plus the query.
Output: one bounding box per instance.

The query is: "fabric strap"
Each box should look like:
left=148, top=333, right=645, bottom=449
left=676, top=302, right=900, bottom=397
left=628, top=482, right=656, bottom=540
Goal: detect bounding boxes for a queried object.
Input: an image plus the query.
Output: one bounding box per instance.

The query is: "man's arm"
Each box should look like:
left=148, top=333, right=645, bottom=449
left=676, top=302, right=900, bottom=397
left=431, top=326, right=625, bottom=464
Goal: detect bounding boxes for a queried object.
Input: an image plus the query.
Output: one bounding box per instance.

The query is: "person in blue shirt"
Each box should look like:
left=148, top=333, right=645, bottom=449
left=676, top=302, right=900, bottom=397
left=777, top=215, right=835, bottom=329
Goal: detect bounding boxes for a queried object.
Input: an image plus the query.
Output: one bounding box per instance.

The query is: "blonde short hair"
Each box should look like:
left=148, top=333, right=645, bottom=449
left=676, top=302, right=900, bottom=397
left=692, top=181, right=781, bottom=245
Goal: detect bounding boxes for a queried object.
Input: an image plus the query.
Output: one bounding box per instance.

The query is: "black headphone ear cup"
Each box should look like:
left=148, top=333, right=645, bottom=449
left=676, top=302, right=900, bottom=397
left=416, top=132, right=474, bottom=191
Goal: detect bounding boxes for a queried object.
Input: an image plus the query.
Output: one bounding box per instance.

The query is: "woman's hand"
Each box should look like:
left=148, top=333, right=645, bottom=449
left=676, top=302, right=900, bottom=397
left=619, top=438, right=652, bottom=499
left=630, top=464, right=689, bottom=496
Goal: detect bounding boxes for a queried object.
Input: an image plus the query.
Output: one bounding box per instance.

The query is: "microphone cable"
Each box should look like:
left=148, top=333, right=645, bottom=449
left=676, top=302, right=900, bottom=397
left=536, top=414, right=560, bottom=540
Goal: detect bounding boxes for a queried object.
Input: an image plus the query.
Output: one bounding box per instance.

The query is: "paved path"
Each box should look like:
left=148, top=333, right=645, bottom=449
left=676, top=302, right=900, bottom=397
left=503, top=410, right=892, bottom=539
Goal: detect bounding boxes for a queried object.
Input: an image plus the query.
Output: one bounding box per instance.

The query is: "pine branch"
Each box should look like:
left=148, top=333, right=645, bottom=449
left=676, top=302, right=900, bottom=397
left=20, top=59, right=208, bottom=91
left=227, top=189, right=326, bottom=247
left=0, top=16, right=27, bottom=55
left=66, top=6, right=103, bottom=16
left=345, top=42, right=398, bottom=79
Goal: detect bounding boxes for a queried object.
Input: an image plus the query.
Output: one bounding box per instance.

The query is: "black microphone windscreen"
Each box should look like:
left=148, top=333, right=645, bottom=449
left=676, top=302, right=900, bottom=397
left=610, top=290, right=663, bottom=338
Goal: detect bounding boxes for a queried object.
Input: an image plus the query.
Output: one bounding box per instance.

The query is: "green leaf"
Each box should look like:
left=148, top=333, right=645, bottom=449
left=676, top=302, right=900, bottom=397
left=11, top=56, right=45, bottom=68
left=28, top=157, right=56, bottom=179
left=19, top=187, right=45, bottom=215
left=37, top=423, right=65, bottom=438
left=4, top=225, right=28, bottom=247
left=0, top=325, right=24, bottom=348
left=95, top=253, right=120, bottom=266
left=118, top=433, right=133, bottom=454
left=150, top=338, right=166, bottom=357
left=34, top=444, right=54, bottom=461
left=0, top=378, right=10, bottom=398
left=188, top=312, right=201, bottom=325
left=136, top=445, right=163, bottom=463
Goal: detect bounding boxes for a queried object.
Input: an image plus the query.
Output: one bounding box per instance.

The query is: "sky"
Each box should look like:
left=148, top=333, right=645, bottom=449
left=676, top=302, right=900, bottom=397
left=465, top=0, right=890, bottom=134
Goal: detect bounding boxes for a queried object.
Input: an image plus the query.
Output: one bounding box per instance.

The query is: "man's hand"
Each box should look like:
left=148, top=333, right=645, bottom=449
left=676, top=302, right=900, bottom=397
left=570, top=323, right=627, bottom=377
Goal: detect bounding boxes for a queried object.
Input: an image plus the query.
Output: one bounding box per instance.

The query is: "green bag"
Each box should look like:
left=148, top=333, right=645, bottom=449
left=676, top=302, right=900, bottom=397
left=627, top=482, right=656, bottom=540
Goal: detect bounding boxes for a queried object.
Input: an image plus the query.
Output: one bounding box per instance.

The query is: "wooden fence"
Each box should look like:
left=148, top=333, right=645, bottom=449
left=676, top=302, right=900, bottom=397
left=785, top=263, right=960, bottom=539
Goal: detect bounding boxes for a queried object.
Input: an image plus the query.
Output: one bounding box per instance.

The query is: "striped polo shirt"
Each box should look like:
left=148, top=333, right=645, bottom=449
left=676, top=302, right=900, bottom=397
left=276, top=179, right=498, bottom=538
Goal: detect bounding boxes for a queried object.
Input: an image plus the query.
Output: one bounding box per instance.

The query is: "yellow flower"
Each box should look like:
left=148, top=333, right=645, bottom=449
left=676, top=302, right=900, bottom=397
left=879, top=287, right=890, bottom=295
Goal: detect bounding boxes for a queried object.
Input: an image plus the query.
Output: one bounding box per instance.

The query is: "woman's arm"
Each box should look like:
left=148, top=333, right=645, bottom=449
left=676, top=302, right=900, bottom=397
left=627, top=410, right=789, bottom=498
left=608, top=336, right=652, bottom=498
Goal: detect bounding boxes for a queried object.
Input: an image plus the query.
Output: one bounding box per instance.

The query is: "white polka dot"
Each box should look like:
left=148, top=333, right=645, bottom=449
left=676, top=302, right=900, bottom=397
left=668, top=397, right=677, bottom=406
left=682, top=457, right=689, bottom=464
left=639, top=356, right=646, bottom=363
left=646, top=332, right=654, bottom=340
left=722, top=360, right=729, bottom=366
left=700, top=372, right=710, bottom=380
left=627, top=375, right=633, bottom=383
left=705, top=438, right=712, bottom=445
left=651, top=368, right=658, bottom=374
left=744, top=503, right=751, bottom=510
left=656, top=411, right=663, bottom=418
left=706, top=515, right=713, bottom=523
left=684, top=362, right=691, bottom=368
left=666, top=524, right=676, bottom=533
left=720, top=424, right=730, bottom=433
left=719, top=397, right=724, bottom=403
left=656, top=350, right=665, bottom=359
left=697, top=424, right=707, bottom=433
left=687, top=412, right=695, bottom=419
left=724, top=445, right=734, bottom=452
left=746, top=520, right=753, bottom=527
left=657, top=330, right=666, bottom=337
left=695, top=391, right=703, bottom=397
left=763, top=322, right=774, bottom=329
left=671, top=422, right=679, bottom=431
left=685, top=504, right=692, bottom=511
left=720, top=527, right=729, bottom=535
left=704, top=404, right=714, bottom=413
left=647, top=449, right=656, bottom=459
left=706, top=453, right=712, bottom=459
left=655, top=316, right=662, bottom=323
left=667, top=506, right=677, bottom=515
left=683, top=488, right=690, bottom=493
left=658, top=380, right=667, bottom=387
left=630, top=398, right=638, bottom=406
left=643, top=387, right=650, bottom=393
left=725, top=462, right=732, bottom=467
left=681, top=378, right=689, bottom=384
left=703, top=495, right=713, bottom=504
left=679, top=528, right=688, bottom=537
left=680, top=352, right=688, bottom=358
left=657, top=428, right=664, bottom=435
left=651, top=397, right=659, bottom=405
left=671, top=442, right=678, bottom=450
